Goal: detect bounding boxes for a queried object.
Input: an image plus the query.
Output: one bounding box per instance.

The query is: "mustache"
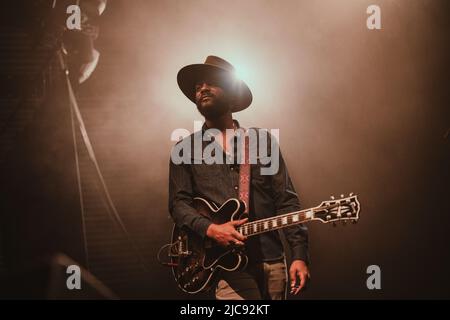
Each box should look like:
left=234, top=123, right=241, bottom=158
left=201, top=93, right=214, bottom=99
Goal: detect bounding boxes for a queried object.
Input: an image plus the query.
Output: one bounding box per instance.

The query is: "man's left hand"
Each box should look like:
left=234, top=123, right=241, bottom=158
left=289, top=260, right=310, bottom=295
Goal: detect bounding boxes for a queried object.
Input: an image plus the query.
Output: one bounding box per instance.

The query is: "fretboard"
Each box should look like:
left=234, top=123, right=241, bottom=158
left=237, top=208, right=315, bottom=237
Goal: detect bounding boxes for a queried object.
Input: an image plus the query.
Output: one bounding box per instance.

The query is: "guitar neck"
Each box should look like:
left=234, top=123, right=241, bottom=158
left=237, top=207, right=318, bottom=237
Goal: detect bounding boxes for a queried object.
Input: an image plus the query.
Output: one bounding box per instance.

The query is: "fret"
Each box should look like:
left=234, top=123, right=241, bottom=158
left=240, top=210, right=311, bottom=237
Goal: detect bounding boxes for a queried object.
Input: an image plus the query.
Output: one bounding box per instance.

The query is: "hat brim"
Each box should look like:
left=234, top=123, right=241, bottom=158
left=177, top=64, right=252, bottom=113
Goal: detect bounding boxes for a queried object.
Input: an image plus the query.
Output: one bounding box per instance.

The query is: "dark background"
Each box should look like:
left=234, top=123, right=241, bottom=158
left=0, top=0, right=449, bottom=299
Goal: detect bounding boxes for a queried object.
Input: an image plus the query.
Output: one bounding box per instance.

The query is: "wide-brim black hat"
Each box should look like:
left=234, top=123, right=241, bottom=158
left=177, top=56, right=252, bottom=113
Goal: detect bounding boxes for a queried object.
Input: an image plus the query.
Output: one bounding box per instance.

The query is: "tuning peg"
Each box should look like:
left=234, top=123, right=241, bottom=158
left=340, top=194, right=344, bottom=198
left=349, top=192, right=354, bottom=196
left=330, top=195, right=335, bottom=200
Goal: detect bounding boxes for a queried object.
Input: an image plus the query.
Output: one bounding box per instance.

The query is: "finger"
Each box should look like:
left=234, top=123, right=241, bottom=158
left=228, top=238, right=244, bottom=246
left=291, top=273, right=300, bottom=294
left=289, top=268, right=297, bottom=289
left=293, top=271, right=304, bottom=295
left=290, top=282, right=298, bottom=294
left=294, top=272, right=306, bottom=295
left=293, top=286, right=301, bottom=295
left=231, top=218, right=248, bottom=226
left=232, top=230, right=246, bottom=241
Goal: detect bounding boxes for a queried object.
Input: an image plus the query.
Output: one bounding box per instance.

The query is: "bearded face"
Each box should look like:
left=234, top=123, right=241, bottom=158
left=194, top=76, right=234, bottom=119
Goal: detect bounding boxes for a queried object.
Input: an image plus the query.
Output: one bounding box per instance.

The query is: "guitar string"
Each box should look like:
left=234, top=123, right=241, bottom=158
left=238, top=211, right=354, bottom=237
left=237, top=206, right=354, bottom=236
left=242, top=206, right=353, bottom=231
left=237, top=202, right=345, bottom=230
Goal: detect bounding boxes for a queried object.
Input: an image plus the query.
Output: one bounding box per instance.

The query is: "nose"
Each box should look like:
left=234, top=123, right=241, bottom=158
left=197, top=82, right=211, bottom=93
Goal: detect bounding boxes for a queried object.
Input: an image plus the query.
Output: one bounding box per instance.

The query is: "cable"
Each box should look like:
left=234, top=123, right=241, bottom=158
left=157, top=243, right=178, bottom=267
left=57, top=49, right=149, bottom=273
left=68, top=82, right=90, bottom=271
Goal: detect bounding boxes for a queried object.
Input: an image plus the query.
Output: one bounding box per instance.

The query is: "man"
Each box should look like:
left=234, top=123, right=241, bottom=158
left=169, top=56, right=310, bottom=300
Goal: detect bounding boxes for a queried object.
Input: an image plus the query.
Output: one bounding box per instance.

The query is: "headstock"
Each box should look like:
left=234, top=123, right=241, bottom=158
left=314, top=193, right=360, bottom=224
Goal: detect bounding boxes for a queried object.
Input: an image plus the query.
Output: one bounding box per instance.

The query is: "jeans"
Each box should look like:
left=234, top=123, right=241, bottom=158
left=215, top=260, right=287, bottom=300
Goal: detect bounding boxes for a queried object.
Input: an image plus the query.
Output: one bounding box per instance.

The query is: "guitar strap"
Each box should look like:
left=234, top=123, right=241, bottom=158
left=238, top=130, right=251, bottom=214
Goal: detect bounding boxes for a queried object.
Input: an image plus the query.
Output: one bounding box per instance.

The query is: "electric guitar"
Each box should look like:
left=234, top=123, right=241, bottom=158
left=164, top=194, right=360, bottom=294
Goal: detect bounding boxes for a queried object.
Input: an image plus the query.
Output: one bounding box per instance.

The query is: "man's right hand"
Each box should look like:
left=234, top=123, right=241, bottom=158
left=206, top=218, right=248, bottom=247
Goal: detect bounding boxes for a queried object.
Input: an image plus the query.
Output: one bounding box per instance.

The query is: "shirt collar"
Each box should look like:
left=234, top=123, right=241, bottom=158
left=201, top=119, right=240, bottom=134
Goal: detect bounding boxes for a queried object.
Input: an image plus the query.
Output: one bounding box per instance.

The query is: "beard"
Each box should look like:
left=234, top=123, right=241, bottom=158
left=195, top=94, right=231, bottom=119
